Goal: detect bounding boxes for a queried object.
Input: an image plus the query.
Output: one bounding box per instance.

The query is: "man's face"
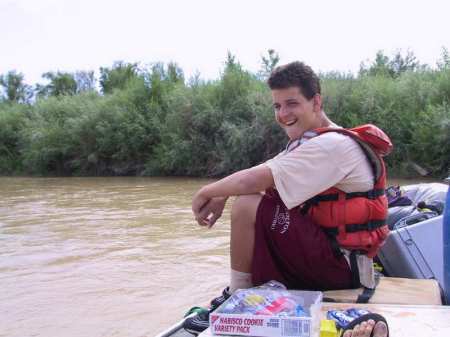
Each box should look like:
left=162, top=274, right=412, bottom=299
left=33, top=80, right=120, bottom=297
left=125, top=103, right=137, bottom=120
left=271, top=86, right=320, bottom=140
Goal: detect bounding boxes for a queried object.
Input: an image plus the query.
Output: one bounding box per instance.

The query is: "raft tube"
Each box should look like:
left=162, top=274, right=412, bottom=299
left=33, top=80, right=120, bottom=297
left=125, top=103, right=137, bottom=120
left=444, top=177, right=450, bottom=304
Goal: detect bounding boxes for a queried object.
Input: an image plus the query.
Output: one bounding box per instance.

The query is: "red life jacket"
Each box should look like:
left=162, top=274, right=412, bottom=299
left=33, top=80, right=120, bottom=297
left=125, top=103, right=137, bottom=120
left=302, top=124, right=393, bottom=258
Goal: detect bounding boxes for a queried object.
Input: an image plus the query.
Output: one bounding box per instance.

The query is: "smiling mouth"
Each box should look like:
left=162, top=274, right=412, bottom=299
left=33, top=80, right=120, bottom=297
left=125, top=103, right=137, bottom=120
left=285, top=119, right=297, bottom=126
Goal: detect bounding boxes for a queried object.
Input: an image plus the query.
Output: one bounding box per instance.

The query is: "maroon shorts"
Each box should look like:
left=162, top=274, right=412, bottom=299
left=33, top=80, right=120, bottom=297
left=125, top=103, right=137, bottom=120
left=251, top=189, right=352, bottom=290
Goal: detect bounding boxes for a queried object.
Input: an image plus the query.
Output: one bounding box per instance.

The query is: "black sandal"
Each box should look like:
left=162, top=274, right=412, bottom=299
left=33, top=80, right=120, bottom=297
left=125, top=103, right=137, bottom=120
left=341, top=313, right=389, bottom=337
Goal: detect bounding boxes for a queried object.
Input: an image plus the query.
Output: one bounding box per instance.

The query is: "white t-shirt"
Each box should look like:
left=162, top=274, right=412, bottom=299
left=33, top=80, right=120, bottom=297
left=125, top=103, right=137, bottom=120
left=265, top=131, right=376, bottom=288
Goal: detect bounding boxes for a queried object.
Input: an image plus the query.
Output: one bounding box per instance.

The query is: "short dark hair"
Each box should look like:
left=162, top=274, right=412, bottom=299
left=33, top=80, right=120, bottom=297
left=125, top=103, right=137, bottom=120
left=267, top=61, right=321, bottom=100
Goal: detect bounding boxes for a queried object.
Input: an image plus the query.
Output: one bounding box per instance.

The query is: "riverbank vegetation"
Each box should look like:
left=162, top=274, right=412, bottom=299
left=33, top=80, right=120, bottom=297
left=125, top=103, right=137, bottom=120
left=1, top=49, right=449, bottom=177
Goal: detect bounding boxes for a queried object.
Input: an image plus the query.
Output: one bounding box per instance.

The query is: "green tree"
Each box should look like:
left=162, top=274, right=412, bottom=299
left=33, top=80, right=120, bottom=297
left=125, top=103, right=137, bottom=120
left=224, top=51, right=237, bottom=69
left=99, top=61, right=139, bottom=94
left=166, top=62, right=185, bottom=84
left=1, top=50, right=449, bottom=178
left=359, top=51, right=393, bottom=77
left=437, top=47, right=450, bottom=70
left=216, top=51, right=253, bottom=113
left=0, top=103, right=28, bottom=173
left=74, top=70, right=96, bottom=93
left=360, top=50, right=420, bottom=78
left=36, top=71, right=78, bottom=97
left=258, top=49, right=280, bottom=79
left=0, top=70, right=32, bottom=103
left=146, top=62, right=185, bottom=106
left=389, top=49, right=420, bottom=75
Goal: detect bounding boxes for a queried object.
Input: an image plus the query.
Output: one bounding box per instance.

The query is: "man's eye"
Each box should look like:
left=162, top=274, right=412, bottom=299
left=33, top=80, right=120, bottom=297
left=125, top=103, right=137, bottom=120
left=288, top=102, right=298, bottom=107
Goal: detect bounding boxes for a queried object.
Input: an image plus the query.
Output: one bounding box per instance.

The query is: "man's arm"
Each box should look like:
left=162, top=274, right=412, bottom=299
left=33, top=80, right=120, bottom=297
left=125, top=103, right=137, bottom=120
left=200, top=164, right=274, bottom=198
left=192, top=164, right=274, bottom=226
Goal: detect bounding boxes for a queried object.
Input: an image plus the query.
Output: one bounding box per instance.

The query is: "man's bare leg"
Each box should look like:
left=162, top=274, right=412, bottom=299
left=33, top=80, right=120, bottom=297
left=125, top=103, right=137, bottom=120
left=229, top=194, right=262, bottom=291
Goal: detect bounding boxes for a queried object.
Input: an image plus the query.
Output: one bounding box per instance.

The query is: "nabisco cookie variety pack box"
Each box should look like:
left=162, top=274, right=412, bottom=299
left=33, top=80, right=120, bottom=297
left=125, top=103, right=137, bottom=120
left=209, top=282, right=322, bottom=337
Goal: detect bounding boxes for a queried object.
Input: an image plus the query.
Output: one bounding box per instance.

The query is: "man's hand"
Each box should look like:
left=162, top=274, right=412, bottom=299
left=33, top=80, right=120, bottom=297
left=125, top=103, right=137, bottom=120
left=192, top=189, right=227, bottom=228
left=191, top=164, right=273, bottom=227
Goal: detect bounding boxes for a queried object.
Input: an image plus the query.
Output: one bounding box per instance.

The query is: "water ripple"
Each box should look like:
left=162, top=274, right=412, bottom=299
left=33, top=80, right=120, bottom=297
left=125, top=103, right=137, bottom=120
left=0, top=177, right=230, bottom=337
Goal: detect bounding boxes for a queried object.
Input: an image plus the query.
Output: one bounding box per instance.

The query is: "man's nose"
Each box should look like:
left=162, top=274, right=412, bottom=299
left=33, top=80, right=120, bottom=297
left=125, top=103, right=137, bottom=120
left=278, top=106, right=290, bottom=119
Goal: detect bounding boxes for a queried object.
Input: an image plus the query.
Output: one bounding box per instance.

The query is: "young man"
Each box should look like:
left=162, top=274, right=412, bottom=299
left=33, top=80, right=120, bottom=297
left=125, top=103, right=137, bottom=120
left=184, top=61, right=391, bottom=334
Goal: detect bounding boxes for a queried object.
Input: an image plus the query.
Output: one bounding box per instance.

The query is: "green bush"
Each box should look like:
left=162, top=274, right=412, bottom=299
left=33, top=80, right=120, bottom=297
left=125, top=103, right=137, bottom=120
left=0, top=103, right=29, bottom=173
left=0, top=54, right=449, bottom=178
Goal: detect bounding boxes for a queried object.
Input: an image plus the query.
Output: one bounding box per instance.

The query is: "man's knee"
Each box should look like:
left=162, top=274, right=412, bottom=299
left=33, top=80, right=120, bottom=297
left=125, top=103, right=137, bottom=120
left=231, top=194, right=262, bottom=226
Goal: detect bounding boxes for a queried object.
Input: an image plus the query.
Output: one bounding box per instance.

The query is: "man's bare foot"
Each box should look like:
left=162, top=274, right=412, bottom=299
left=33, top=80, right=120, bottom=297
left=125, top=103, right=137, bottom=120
left=342, top=319, right=389, bottom=337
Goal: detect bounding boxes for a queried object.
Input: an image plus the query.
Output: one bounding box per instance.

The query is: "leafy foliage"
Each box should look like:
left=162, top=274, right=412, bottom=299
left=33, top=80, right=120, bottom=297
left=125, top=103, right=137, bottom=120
left=0, top=51, right=449, bottom=178
left=359, top=50, right=421, bottom=78
left=0, top=70, right=32, bottom=103
left=36, top=71, right=78, bottom=98
left=258, top=49, right=280, bottom=80
left=0, top=103, right=28, bottom=172
left=99, top=61, right=139, bottom=94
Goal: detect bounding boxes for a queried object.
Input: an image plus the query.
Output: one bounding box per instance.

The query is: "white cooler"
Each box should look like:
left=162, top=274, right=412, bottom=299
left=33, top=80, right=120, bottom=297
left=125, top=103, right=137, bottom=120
left=378, top=213, right=444, bottom=287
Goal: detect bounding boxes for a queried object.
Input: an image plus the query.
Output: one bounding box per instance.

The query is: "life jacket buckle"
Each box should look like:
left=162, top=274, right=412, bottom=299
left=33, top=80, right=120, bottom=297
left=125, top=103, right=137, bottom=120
left=366, top=220, right=385, bottom=231
left=367, top=189, right=378, bottom=199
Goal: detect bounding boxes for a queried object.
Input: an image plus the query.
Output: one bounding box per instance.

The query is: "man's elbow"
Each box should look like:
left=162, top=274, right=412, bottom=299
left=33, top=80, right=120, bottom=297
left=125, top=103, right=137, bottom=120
left=237, top=166, right=273, bottom=194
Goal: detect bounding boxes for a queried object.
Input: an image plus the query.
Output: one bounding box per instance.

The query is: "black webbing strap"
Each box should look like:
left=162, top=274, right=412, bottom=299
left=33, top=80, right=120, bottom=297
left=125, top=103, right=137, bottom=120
left=307, top=188, right=385, bottom=204
left=356, top=273, right=380, bottom=303
left=323, top=219, right=386, bottom=236
left=345, top=189, right=385, bottom=200
left=349, top=250, right=361, bottom=289
left=322, top=265, right=380, bottom=303
left=350, top=251, right=379, bottom=303
left=356, top=287, right=375, bottom=303
left=322, top=245, right=379, bottom=303
left=344, top=219, right=386, bottom=233
left=301, top=188, right=385, bottom=215
left=325, top=232, right=344, bottom=259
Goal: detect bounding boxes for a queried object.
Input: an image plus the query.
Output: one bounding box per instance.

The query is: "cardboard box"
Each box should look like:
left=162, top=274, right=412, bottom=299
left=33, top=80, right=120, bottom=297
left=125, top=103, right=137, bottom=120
left=209, top=288, right=322, bottom=337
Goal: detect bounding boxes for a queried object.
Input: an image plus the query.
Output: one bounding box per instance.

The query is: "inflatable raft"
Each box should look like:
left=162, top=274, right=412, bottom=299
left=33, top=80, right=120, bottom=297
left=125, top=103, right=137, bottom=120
left=156, top=182, right=450, bottom=337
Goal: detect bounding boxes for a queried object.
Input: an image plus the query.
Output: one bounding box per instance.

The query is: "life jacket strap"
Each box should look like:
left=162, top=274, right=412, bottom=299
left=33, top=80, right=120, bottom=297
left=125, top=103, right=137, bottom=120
left=308, top=188, right=385, bottom=204
left=345, top=188, right=385, bottom=200
left=344, top=219, right=386, bottom=233
left=301, top=188, right=385, bottom=215
left=324, top=230, right=344, bottom=259
left=323, top=219, right=386, bottom=236
left=324, top=241, right=364, bottom=290
left=349, top=250, right=361, bottom=289
left=323, top=233, right=380, bottom=297
left=356, top=273, right=380, bottom=303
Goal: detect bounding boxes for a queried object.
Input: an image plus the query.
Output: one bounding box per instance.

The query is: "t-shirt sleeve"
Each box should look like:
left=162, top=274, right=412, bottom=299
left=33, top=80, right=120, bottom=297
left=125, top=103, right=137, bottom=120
left=265, top=133, right=361, bottom=209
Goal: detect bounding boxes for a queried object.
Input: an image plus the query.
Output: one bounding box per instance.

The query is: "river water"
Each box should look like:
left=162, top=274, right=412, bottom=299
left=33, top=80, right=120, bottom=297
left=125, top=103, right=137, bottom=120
left=0, top=177, right=232, bottom=337
left=0, top=176, right=434, bottom=337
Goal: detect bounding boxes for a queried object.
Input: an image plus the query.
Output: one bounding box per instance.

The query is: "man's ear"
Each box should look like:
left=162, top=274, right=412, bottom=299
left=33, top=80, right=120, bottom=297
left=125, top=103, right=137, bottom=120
left=313, top=94, right=322, bottom=112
